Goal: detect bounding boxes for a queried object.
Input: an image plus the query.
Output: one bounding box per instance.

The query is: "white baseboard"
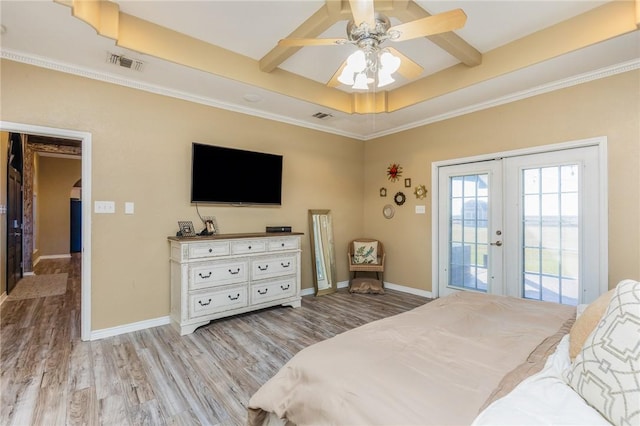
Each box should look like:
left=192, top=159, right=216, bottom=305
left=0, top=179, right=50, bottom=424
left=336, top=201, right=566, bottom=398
left=383, top=282, right=433, bottom=298
left=38, top=254, right=72, bottom=260
left=91, top=316, right=171, bottom=341
left=23, top=272, right=35, bottom=277
left=302, top=280, right=433, bottom=298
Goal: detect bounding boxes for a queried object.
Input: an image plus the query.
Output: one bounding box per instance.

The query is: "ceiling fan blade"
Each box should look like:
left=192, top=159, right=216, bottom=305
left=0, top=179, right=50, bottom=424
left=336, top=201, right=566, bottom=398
left=386, top=47, right=424, bottom=81
left=327, top=61, right=349, bottom=88
left=389, top=9, right=467, bottom=42
left=278, top=38, right=347, bottom=47
left=349, top=0, right=376, bottom=29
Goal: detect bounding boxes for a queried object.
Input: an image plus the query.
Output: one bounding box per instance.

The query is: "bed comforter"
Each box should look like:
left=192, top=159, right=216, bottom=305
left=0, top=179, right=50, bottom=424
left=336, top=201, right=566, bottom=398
left=248, top=291, right=575, bottom=426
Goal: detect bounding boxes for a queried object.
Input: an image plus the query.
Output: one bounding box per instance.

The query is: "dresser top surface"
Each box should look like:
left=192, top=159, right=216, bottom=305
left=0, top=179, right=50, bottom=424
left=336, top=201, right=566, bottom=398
left=168, top=232, right=303, bottom=242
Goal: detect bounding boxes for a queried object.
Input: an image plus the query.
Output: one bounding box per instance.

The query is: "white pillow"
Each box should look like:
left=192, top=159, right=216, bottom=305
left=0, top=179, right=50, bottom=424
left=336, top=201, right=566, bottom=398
left=566, top=279, right=640, bottom=426
left=352, top=241, right=378, bottom=264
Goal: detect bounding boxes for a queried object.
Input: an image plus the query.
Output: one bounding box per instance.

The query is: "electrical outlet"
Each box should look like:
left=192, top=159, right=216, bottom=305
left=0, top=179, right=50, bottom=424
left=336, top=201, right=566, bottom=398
left=95, top=201, right=115, bottom=214
left=415, top=205, right=426, bottom=214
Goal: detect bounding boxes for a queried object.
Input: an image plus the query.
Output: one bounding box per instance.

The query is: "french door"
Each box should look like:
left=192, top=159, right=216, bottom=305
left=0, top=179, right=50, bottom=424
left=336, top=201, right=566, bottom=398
left=437, top=144, right=603, bottom=305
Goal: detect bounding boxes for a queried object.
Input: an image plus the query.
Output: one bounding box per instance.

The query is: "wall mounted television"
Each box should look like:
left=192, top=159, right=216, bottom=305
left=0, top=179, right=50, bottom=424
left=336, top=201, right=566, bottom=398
left=190, top=143, right=283, bottom=205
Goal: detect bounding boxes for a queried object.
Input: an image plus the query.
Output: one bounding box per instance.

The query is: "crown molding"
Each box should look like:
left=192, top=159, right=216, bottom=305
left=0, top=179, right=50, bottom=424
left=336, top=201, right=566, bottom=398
left=366, top=58, right=640, bottom=140
left=2, top=49, right=638, bottom=141
left=0, top=49, right=363, bottom=140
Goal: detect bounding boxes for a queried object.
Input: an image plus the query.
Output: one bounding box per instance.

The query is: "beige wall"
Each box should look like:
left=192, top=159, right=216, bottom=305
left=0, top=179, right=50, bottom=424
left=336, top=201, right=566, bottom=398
left=36, top=155, right=81, bottom=257
left=1, top=132, right=7, bottom=295
left=1, top=58, right=638, bottom=329
left=364, top=70, right=640, bottom=292
left=0, top=60, right=364, bottom=329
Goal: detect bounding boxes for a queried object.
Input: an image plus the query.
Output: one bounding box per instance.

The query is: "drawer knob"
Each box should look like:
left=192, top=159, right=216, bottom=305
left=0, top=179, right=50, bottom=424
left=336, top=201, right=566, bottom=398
left=248, top=245, right=252, bottom=250
left=281, top=243, right=285, bottom=247
left=228, top=293, right=240, bottom=301
left=280, top=284, right=290, bottom=291
left=280, top=262, right=291, bottom=268
left=257, top=289, right=268, bottom=295
left=258, top=265, right=269, bottom=271
left=228, top=268, right=240, bottom=275
left=198, top=272, right=212, bottom=279
left=208, top=248, right=213, bottom=253
left=198, top=298, right=212, bottom=306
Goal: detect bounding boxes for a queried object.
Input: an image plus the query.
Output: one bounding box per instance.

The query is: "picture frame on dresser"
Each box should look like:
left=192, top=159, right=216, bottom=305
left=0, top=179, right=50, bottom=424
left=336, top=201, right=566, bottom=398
left=178, top=221, right=196, bottom=237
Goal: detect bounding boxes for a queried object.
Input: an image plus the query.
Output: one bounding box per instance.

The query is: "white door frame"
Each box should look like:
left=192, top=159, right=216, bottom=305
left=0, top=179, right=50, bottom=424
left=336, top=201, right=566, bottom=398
left=431, top=137, right=608, bottom=300
left=1, top=121, right=92, bottom=341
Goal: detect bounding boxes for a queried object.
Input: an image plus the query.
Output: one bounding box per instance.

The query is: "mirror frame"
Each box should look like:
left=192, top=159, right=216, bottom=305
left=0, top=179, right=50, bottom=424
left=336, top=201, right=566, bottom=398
left=308, top=209, right=338, bottom=296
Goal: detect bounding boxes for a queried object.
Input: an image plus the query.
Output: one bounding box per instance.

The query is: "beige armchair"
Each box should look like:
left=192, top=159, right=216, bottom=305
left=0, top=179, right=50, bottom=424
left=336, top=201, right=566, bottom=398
left=348, top=239, right=385, bottom=286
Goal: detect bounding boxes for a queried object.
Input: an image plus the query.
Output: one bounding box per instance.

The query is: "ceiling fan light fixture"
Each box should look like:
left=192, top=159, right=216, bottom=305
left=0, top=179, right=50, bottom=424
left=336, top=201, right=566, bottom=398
left=379, top=51, right=401, bottom=74
left=337, top=67, right=356, bottom=85
left=346, top=50, right=367, bottom=73
left=377, top=71, right=395, bottom=88
left=352, top=72, right=370, bottom=90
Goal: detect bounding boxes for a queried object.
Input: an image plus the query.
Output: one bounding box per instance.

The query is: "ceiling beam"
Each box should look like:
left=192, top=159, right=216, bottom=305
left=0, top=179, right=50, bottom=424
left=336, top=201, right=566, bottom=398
left=387, top=0, right=639, bottom=112
left=390, top=1, right=481, bottom=67
left=259, top=1, right=351, bottom=73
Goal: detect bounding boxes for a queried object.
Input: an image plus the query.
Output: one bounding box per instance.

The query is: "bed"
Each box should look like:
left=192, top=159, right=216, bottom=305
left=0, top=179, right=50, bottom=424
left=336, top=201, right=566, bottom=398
left=248, top=280, right=639, bottom=426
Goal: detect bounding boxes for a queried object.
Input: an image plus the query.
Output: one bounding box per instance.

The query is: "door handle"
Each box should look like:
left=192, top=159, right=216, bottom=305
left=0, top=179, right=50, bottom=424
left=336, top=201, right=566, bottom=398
left=490, top=241, right=503, bottom=246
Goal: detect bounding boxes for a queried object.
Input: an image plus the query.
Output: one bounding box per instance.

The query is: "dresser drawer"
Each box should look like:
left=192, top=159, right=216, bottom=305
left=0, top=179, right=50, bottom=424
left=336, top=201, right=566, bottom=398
left=189, top=285, right=248, bottom=318
left=190, top=260, right=248, bottom=290
left=251, top=254, right=297, bottom=280
left=251, top=277, right=296, bottom=305
left=188, top=241, right=230, bottom=259
left=267, top=237, right=299, bottom=252
left=230, top=240, right=266, bottom=255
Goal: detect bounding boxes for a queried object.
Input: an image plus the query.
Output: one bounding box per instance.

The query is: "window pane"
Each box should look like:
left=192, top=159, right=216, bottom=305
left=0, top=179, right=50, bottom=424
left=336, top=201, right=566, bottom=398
left=521, top=164, right=580, bottom=307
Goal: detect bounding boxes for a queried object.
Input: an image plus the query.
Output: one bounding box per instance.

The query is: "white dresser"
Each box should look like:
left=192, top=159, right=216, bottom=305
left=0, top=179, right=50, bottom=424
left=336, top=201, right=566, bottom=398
left=169, top=233, right=303, bottom=335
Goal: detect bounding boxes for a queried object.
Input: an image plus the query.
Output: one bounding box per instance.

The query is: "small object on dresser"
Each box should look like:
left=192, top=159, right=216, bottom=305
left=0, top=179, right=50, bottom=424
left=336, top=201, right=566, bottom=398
left=266, top=226, right=292, bottom=233
left=177, top=221, right=196, bottom=237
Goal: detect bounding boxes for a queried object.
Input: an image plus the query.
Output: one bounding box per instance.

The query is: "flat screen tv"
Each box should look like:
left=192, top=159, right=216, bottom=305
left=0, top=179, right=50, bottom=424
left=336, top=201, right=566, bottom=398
left=190, top=143, right=283, bottom=205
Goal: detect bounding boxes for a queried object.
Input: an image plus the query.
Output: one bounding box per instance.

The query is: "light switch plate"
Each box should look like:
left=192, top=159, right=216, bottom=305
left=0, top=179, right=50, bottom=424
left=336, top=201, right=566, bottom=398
left=125, top=202, right=134, bottom=214
left=415, top=205, right=426, bottom=214
left=95, top=201, right=115, bottom=214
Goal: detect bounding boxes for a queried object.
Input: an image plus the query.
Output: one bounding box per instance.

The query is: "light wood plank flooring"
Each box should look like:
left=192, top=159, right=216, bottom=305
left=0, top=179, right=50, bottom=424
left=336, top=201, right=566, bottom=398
left=1, top=255, right=430, bottom=425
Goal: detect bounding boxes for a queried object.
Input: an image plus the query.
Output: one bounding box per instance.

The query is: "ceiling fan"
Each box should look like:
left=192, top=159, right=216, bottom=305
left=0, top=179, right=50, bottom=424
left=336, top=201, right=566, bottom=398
left=278, top=0, right=467, bottom=90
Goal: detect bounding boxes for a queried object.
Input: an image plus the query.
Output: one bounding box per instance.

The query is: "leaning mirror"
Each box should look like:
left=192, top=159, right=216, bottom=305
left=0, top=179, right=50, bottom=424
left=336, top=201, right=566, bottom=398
left=308, top=209, right=337, bottom=296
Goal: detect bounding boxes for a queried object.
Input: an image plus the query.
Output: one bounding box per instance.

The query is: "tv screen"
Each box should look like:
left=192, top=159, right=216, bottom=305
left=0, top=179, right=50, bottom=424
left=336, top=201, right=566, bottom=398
left=191, top=143, right=283, bottom=205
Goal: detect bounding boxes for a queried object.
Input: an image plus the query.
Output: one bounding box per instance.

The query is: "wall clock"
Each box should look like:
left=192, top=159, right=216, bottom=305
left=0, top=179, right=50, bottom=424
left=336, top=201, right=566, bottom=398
left=394, top=191, right=406, bottom=206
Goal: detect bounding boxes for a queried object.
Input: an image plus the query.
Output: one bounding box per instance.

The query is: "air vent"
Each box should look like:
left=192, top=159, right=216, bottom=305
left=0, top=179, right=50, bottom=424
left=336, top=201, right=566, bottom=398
left=106, top=52, right=144, bottom=71
left=312, top=112, right=333, bottom=120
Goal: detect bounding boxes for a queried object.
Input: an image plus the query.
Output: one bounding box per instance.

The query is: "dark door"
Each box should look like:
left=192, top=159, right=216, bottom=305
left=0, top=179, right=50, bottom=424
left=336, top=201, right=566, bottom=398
left=70, top=199, right=81, bottom=253
left=7, top=166, right=22, bottom=294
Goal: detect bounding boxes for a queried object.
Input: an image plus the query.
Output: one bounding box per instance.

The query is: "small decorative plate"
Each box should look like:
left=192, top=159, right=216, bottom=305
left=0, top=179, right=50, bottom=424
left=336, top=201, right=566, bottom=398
left=394, top=191, right=406, bottom=206
left=382, top=204, right=395, bottom=219
left=414, top=184, right=427, bottom=199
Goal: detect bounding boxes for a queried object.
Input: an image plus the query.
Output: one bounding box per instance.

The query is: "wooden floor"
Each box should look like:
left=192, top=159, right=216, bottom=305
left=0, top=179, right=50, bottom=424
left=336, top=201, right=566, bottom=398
left=1, top=255, right=430, bottom=425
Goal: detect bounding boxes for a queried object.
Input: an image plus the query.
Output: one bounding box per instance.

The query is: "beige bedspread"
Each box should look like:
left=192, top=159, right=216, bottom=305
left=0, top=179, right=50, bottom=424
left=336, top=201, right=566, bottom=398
left=248, top=291, right=575, bottom=426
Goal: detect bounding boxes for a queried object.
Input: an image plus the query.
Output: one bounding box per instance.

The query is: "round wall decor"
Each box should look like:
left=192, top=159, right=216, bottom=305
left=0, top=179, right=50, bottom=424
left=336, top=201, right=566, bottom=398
left=382, top=204, right=395, bottom=219
left=394, top=191, right=406, bottom=206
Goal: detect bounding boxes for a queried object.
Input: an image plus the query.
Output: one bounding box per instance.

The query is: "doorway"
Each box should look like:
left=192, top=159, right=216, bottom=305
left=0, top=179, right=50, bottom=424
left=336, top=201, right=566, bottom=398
left=7, top=166, right=22, bottom=294
left=433, top=138, right=608, bottom=305
left=1, top=121, right=92, bottom=341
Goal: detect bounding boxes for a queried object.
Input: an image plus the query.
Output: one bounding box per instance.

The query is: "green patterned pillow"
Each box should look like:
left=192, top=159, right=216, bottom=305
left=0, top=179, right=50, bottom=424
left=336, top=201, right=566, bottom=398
left=566, top=279, right=640, bottom=426
left=353, top=241, right=378, bottom=264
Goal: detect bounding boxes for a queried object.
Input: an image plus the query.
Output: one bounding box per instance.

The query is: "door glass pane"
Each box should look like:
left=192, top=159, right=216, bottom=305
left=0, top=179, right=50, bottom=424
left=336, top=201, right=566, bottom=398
left=449, top=173, right=488, bottom=292
left=521, top=165, right=579, bottom=306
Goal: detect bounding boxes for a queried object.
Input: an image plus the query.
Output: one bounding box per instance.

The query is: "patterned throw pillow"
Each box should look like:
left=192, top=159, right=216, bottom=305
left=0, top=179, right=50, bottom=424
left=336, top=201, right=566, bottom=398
left=353, top=241, right=378, bottom=264
left=566, top=279, right=640, bottom=426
